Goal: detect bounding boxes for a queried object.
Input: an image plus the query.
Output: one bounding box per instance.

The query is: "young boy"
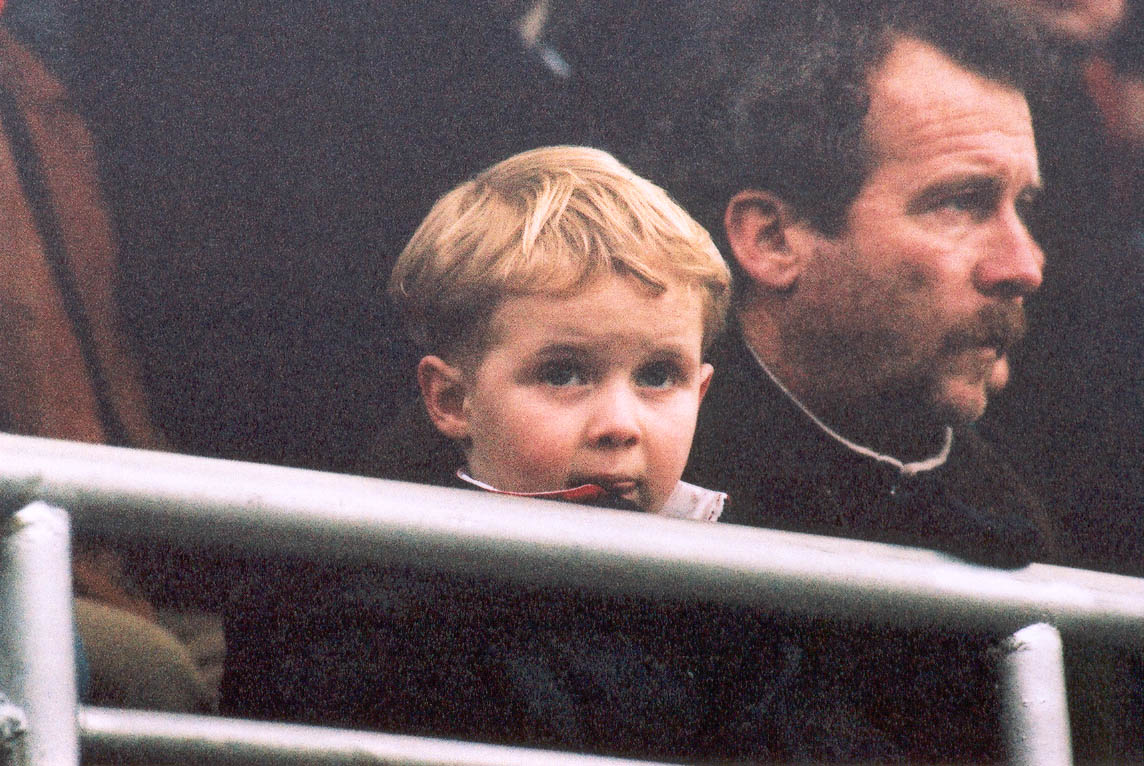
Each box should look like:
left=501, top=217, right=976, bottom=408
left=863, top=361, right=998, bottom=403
left=388, top=145, right=731, bottom=520
left=222, top=149, right=755, bottom=761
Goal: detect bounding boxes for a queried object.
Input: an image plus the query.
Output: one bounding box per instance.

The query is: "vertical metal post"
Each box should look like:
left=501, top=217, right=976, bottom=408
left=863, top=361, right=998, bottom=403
left=0, top=502, right=80, bottom=765
left=999, top=622, right=1072, bottom=766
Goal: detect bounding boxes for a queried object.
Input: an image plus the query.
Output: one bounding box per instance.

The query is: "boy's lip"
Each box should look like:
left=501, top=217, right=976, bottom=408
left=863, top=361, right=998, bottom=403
left=573, top=475, right=640, bottom=496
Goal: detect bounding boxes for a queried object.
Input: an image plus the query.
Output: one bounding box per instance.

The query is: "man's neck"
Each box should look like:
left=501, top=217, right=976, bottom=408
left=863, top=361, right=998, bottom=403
left=807, top=392, right=952, bottom=464
left=738, top=323, right=950, bottom=465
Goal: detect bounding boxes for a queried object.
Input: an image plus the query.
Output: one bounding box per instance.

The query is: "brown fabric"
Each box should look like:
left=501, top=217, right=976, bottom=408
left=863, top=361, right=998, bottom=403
left=0, top=29, right=223, bottom=716
left=0, top=27, right=162, bottom=449
left=75, top=596, right=214, bottom=713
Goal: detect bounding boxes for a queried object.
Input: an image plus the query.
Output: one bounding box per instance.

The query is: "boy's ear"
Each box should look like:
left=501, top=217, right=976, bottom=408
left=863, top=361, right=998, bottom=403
left=417, top=355, right=471, bottom=441
left=697, top=362, right=714, bottom=403
left=723, top=190, right=809, bottom=291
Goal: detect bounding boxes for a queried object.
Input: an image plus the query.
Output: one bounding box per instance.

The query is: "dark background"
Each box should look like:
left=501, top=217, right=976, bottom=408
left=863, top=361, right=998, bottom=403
left=3, top=0, right=1140, bottom=575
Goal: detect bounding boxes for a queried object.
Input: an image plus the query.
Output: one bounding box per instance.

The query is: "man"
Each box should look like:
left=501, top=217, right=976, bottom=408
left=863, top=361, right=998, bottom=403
left=647, top=1, right=1139, bottom=760
left=673, top=0, right=1055, bottom=567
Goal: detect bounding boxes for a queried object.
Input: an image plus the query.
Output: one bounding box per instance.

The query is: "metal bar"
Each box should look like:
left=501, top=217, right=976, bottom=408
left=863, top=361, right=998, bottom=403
left=0, top=433, right=1142, bottom=643
left=78, top=706, right=686, bottom=766
left=1000, top=623, right=1073, bottom=766
left=0, top=502, right=79, bottom=765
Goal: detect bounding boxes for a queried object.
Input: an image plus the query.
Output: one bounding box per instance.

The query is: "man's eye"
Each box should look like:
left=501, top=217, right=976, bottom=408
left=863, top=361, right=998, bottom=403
left=636, top=361, right=681, bottom=389
left=539, top=362, right=585, bottom=387
left=933, top=182, right=1006, bottom=221
left=942, top=188, right=995, bottom=219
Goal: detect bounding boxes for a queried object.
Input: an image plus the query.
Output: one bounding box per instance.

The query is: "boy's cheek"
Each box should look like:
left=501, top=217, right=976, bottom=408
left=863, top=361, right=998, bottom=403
left=505, top=422, right=579, bottom=486
left=667, top=387, right=708, bottom=427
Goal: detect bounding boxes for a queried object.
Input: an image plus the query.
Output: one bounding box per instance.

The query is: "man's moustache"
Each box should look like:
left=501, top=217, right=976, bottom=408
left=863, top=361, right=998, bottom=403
left=945, top=303, right=1027, bottom=353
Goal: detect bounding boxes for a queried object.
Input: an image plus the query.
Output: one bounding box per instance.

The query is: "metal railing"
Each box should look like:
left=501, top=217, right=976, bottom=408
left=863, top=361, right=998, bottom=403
left=1, top=432, right=1142, bottom=765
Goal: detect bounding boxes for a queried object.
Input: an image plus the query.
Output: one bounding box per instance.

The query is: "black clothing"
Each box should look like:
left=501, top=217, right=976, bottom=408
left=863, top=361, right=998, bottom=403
left=685, top=329, right=1055, bottom=569
left=679, top=330, right=1053, bottom=762
left=351, top=398, right=462, bottom=487
left=224, top=560, right=906, bottom=763
left=223, top=336, right=1052, bottom=763
left=684, top=328, right=1144, bottom=763
left=223, top=399, right=900, bottom=763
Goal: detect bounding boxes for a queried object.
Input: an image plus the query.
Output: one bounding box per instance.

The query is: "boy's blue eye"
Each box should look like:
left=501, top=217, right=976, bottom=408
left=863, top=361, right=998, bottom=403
left=635, top=360, right=680, bottom=389
left=539, top=361, right=586, bottom=387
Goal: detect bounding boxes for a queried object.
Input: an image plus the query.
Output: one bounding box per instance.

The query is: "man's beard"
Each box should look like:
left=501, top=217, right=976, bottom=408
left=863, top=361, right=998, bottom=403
left=789, top=300, right=1028, bottom=429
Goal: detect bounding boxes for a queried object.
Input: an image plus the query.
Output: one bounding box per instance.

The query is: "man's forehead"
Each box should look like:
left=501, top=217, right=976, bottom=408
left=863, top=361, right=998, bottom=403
left=863, top=36, right=1038, bottom=170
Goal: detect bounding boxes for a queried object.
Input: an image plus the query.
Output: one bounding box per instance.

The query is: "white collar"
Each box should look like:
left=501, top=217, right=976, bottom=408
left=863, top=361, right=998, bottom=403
left=744, top=342, right=952, bottom=477
left=657, top=480, right=726, bottom=522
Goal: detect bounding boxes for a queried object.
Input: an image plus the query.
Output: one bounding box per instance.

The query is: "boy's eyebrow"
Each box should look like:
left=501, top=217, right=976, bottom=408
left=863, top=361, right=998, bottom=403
left=530, top=342, right=592, bottom=358
left=529, top=343, right=701, bottom=368
left=534, top=339, right=587, bottom=350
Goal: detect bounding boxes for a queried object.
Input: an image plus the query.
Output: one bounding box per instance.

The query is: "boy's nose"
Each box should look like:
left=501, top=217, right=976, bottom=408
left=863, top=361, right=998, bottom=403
left=587, top=383, right=641, bottom=448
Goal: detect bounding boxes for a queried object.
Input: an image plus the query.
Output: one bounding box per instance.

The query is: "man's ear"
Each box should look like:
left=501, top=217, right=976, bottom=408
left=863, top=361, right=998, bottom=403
left=723, top=190, right=807, bottom=291
left=417, top=355, right=471, bottom=441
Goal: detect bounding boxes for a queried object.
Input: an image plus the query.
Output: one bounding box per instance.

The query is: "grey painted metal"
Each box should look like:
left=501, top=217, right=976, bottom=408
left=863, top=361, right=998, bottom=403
left=0, top=434, right=1142, bottom=643
left=1000, top=623, right=1073, bottom=766
left=79, top=706, right=685, bottom=766
left=0, top=502, right=79, bottom=765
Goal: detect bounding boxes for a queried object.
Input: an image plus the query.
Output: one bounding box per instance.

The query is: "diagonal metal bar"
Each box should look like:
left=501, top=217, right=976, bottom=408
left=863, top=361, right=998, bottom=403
left=0, top=433, right=1140, bottom=643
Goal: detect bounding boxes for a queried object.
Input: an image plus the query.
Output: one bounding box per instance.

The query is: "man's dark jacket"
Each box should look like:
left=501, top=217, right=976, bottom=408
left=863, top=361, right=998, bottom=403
left=684, top=328, right=1053, bottom=565
left=683, top=327, right=1142, bottom=763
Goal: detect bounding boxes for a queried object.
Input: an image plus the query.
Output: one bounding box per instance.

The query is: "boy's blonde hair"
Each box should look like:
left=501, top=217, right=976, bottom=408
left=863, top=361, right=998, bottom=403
left=389, top=145, right=731, bottom=360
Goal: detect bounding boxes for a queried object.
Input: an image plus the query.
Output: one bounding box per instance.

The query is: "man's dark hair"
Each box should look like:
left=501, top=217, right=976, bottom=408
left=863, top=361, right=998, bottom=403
left=626, top=0, right=1056, bottom=253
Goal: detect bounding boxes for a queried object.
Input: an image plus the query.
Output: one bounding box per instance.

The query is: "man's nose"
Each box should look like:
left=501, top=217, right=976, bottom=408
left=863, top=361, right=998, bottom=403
left=974, top=209, right=1044, bottom=299
left=587, top=382, right=641, bottom=448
